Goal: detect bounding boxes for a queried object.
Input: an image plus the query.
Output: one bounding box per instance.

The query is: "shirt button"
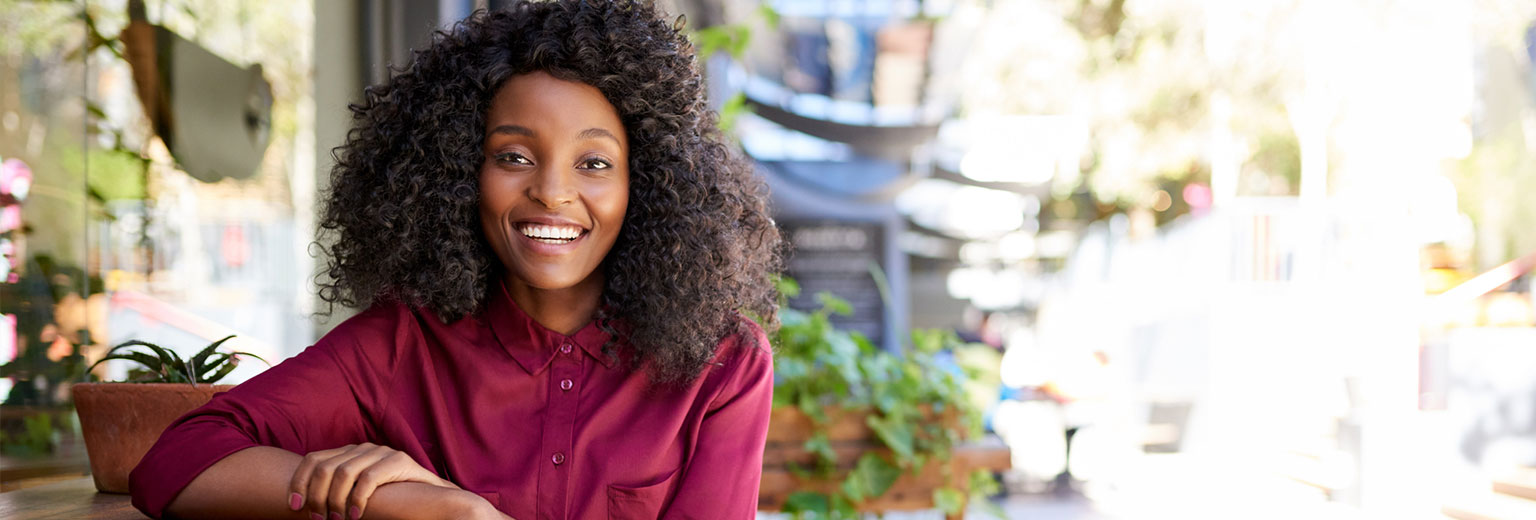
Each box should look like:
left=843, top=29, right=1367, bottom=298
left=560, top=344, right=573, bottom=354
left=560, top=379, right=573, bottom=391
left=552, top=453, right=565, bottom=465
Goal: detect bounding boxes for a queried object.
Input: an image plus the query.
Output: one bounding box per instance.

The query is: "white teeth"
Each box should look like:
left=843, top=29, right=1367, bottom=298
left=518, top=224, right=583, bottom=241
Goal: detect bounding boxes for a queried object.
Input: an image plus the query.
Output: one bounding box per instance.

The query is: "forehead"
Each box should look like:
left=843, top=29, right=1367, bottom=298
left=485, top=72, right=626, bottom=139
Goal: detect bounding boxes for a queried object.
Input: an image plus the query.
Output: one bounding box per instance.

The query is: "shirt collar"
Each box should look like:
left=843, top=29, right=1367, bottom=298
left=484, top=280, right=616, bottom=374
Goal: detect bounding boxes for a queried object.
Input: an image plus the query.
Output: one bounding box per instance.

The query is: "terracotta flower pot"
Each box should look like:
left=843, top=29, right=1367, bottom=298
left=71, top=382, right=234, bottom=494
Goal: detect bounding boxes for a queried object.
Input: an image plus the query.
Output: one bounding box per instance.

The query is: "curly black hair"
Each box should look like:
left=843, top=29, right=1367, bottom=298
left=316, top=0, right=781, bottom=384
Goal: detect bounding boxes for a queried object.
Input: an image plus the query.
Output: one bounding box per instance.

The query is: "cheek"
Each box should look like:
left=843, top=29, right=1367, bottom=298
left=605, top=183, right=630, bottom=230
left=478, top=173, right=512, bottom=216
left=478, top=186, right=511, bottom=243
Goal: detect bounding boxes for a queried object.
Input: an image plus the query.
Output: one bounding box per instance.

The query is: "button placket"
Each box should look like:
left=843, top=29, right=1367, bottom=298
left=533, top=341, right=581, bottom=518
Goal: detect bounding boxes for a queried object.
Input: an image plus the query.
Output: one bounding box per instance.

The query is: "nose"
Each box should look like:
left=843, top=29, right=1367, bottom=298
left=527, top=167, right=575, bottom=209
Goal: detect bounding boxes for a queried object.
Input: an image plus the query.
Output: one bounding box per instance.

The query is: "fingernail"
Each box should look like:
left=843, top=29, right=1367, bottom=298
left=330, top=512, right=343, bottom=520
left=310, top=514, right=323, bottom=520
left=289, top=493, right=303, bottom=511
left=349, top=506, right=361, bottom=520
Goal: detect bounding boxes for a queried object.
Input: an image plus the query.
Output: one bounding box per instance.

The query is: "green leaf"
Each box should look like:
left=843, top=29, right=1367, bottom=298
left=200, top=352, right=272, bottom=383
left=866, top=414, right=915, bottom=460
left=132, top=341, right=192, bottom=383
left=88, top=341, right=165, bottom=374
left=816, top=292, right=853, bottom=316
left=89, top=352, right=164, bottom=377
left=802, top=432, right=835, bottom=468
left=188, top=335, right=237, bottom=380
left=757, top=4, right=781, bottom=29
left=970, top=469, right=1002, bottom=498
left=729, top=25, right=751, bottom=58
left=830, top=493, right=857, bottom=518
left=783, top=491, right=830, bottom=514
left=840, top=472, right=865, bottom=502
left=717, top=91, right=748, bottom=133
left=910, top=328, right=948, bottom=355
left=851, top=452, right=901, bottom=498
left=778, top=306, right=809, bottom=329
left=227, top=351, right=271, bottom=367
left=93, top=340, right=190, bottom=382
left=196, top=353, right=229, bottom=379
left=200, top=356, right=240, bottom=384
left=692, top=25, right=735, bottom=58
left=84, top=101, right=109, bottom=120
left=849, top=331, right=876, bottom=354
left=797, top=392, right=826, bottom=423
left=774, top=275, right=801, bottom=299
left=933, top=487, right=965, bottom=515
left=785, top=461, right=817, bottom=480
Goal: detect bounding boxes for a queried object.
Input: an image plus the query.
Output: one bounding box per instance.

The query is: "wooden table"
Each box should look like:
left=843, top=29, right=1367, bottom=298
left=1, top=437, right=1011, bottom=520
left=0, top=477, right=145, bottom=519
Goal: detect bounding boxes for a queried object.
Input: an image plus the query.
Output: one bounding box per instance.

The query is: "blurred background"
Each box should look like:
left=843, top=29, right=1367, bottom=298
left=2, top=0, right=1534, bottom=518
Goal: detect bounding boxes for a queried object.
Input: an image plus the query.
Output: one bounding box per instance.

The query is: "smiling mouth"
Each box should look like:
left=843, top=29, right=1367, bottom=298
left=517, top=223, right=587, bottom=245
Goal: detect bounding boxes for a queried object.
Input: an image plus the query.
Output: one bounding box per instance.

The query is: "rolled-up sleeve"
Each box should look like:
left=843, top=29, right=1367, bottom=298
left=128, top=327, right=394, bottom=518
left=661, top=326, right=775, bottom=519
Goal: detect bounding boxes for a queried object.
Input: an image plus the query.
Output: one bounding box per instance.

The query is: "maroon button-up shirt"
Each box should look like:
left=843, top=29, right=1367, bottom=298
left=129, top=282, right=774, bottom=519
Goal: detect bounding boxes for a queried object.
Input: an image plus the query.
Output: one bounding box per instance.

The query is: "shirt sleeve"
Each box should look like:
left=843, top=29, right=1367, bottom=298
left=128, top=320, right=396, bottom=519
left=661, top=322, right=775, bottom=520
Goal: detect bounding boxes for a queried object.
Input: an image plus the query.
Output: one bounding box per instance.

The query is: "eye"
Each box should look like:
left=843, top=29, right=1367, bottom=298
left=494, top=152, right=532, bottom=166
left=579, top=157, right=613, bottom=170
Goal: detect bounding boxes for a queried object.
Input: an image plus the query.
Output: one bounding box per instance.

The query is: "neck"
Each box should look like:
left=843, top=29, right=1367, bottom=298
left=502, top=273, right=604, bottom=336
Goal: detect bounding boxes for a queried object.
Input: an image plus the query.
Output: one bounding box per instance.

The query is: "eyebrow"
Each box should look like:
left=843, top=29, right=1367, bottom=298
left=488, top=125, right=621, bottom=145
left=488, top=124, right=535, bottom=137
left=575, top=127, right=621, bottom=144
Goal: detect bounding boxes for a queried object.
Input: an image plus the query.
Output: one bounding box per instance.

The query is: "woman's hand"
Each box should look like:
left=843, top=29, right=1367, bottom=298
left=288, top=442, right=459, bottom=520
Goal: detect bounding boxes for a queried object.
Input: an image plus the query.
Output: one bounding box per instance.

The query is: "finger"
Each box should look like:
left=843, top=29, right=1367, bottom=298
left=334, top=445, right=393, bottom=519
left=290, top=446, right=351, bottom=514
left=307, top=445, right=370, bottom=518
left=382, top=450, right=450, bottom=488
left=350, top=447, right=452, bottom=519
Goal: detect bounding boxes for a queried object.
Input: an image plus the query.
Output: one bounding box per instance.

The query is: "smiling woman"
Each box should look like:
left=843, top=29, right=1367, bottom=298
left=479, top=72, right=631, bottom=335
left=124, top=2, right=783, bottom=519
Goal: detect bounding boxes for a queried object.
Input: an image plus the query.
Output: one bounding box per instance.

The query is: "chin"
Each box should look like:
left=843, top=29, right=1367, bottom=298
left=511, top=270, right=596, bottom=292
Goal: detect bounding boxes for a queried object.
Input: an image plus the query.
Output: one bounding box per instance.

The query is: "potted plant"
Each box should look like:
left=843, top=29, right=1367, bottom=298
left=760, top=278, right=1005, bottom=519
left=71, top=335, right=267, bottom=493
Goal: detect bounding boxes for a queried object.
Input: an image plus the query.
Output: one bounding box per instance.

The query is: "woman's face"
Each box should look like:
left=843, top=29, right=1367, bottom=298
left=479, top=71, right=629, bottom=294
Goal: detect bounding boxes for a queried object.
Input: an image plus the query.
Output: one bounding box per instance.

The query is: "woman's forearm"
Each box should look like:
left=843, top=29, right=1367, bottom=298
left=163, top=446, right=491, bottom=520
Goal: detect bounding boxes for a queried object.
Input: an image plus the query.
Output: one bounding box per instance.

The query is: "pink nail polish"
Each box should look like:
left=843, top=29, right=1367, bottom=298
left=349, top=506, right=361, bottom=520
left=310, top=513, right=324, bottom=520
left=289, top=493, right=303, bottom=511
left=330, top=512, right=343, bottom=520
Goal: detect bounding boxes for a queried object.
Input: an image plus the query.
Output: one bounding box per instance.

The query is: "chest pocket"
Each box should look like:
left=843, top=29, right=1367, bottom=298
left=606, top=468, right=678, bottom=519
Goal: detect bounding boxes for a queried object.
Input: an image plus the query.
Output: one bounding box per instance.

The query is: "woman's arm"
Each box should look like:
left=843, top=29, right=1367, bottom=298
left=659, top=329, right=775, bottom=519
left=165, top=446, right=505, bottom=520
left=130, top=314, right=428, bottom=518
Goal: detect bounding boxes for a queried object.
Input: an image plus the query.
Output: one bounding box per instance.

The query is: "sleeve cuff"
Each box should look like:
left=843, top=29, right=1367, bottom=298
left=128, top=420, right=261, bottom=519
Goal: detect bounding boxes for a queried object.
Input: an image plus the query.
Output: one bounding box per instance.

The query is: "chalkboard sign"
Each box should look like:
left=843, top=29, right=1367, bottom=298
left=780, top=219, right=886, bottom=346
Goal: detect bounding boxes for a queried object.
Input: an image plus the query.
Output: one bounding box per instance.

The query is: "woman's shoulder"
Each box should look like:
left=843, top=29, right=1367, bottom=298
left=715, top=313, right=770, bottom=353
left=318, top=300, right=414, bottom=344
left=704, top=314, right=774, bottom=384
left=309, top=299, right=436, bottom=369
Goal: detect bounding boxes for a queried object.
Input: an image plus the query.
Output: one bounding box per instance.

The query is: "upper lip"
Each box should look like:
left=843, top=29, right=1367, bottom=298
left=512, top=215, right=589, bottom=231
